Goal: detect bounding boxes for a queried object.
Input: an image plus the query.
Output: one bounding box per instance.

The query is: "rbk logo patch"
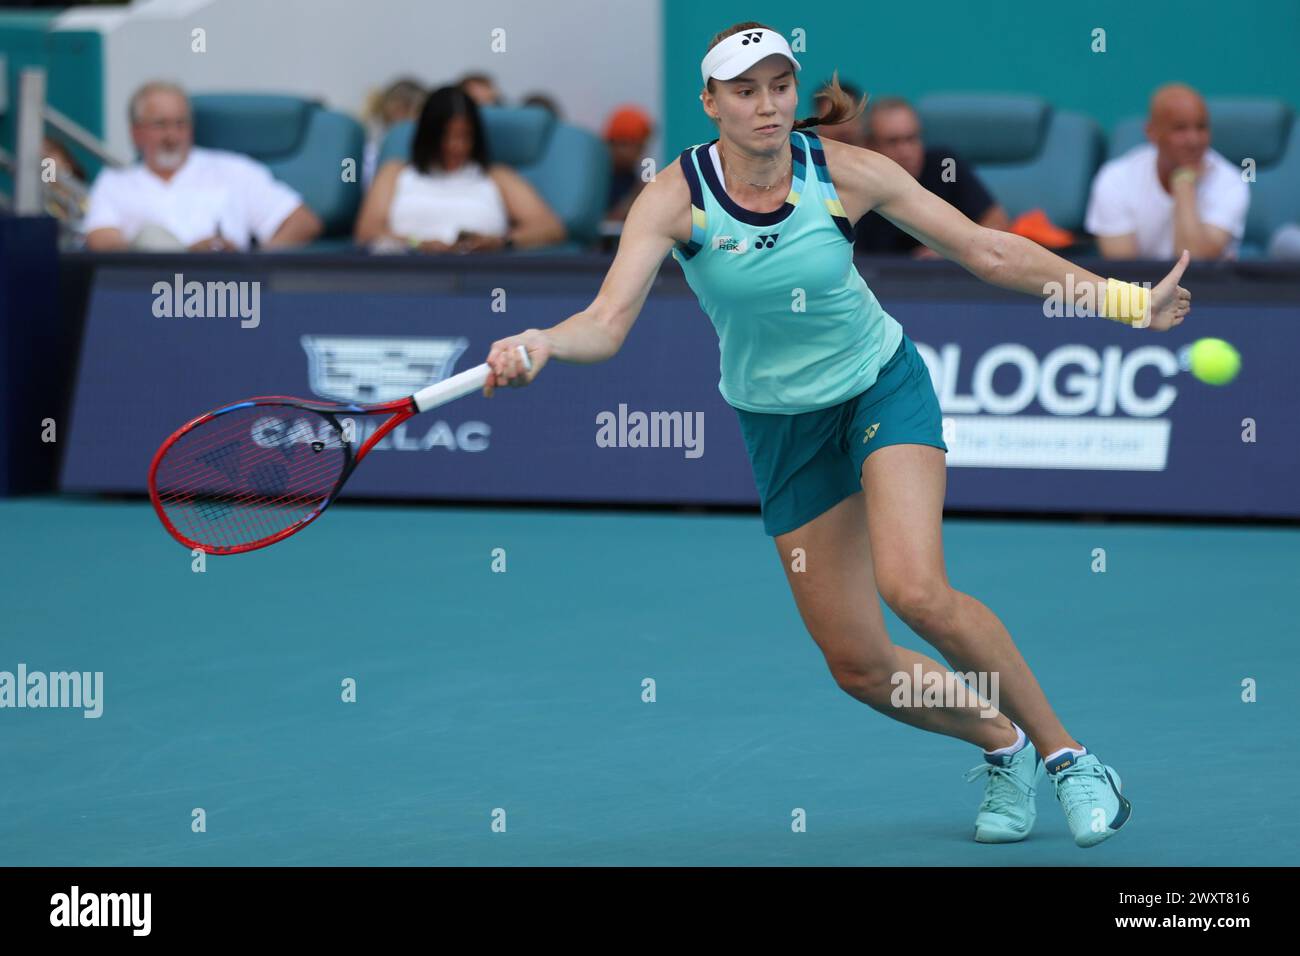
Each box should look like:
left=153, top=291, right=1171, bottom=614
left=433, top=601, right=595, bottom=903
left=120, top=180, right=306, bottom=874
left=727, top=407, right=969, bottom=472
left=713, top=235, right=748, bottom=253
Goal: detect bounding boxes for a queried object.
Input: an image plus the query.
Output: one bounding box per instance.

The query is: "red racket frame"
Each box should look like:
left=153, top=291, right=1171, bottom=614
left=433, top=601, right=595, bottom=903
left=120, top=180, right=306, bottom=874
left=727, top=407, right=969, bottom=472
left=147, top=394, right=418, bottom=555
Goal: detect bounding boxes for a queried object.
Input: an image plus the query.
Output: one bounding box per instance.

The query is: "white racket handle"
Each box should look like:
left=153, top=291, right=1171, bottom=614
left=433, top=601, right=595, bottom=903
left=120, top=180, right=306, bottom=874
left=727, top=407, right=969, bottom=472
left=413, top=344, right=532, bottom=412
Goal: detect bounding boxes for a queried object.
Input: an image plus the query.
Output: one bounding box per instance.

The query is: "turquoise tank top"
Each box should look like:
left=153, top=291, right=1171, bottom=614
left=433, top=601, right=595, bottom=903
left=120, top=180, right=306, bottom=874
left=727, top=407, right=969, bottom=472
left=670, top=128, right=903, bottom=414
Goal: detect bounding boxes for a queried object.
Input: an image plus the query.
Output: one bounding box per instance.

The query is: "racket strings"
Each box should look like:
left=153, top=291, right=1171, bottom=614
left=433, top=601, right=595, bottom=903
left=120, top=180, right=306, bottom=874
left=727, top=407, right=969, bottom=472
left=153, top=406, right=350, bottom=551
left=160, top=446, right=342, bottom=548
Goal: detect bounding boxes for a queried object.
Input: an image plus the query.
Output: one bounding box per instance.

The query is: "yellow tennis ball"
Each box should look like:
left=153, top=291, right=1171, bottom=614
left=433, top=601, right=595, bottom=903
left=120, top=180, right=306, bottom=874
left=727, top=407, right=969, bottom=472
left=1187, top=338, right=1241, bottom=386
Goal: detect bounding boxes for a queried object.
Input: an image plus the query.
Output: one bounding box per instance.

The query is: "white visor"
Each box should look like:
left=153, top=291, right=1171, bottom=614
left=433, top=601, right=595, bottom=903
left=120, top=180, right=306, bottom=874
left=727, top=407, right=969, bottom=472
left=700, top=29, right=802, bottom=87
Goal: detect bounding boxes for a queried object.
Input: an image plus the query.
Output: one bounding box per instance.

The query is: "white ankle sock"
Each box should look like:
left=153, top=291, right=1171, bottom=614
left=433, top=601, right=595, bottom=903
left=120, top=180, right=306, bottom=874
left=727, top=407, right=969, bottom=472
left=983, top=723, right=1026, bottom=757
left=1044, top=745, right=1088, bottom=765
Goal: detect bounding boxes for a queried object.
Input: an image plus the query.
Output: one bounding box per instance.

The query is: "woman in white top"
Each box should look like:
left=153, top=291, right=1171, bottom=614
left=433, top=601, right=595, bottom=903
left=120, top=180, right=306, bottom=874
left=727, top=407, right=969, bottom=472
left=354, top=85, right=566, bottom=254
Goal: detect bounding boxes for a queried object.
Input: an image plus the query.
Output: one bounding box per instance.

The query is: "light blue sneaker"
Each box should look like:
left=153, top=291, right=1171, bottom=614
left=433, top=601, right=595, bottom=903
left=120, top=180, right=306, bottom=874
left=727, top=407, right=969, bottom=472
left=1046, top=748, right=1131, bottom=848
left=963, top=741, right=1044, bottom=843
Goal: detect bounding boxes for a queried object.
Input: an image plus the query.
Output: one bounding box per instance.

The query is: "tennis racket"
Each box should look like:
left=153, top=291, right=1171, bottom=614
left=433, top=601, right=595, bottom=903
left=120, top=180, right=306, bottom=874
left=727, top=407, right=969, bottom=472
left=148, top=344, right=531, bottom=555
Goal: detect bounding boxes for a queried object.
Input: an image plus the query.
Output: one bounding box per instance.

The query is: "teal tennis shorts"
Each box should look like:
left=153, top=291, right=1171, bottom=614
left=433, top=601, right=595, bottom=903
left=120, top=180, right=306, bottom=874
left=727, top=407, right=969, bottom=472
left=735, top=333, right=948, bottom=537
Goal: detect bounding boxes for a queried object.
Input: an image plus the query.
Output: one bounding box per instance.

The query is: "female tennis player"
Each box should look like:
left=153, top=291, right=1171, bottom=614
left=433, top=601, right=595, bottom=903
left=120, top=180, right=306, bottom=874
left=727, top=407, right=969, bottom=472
left=481, top=22, right=1190, bottom=848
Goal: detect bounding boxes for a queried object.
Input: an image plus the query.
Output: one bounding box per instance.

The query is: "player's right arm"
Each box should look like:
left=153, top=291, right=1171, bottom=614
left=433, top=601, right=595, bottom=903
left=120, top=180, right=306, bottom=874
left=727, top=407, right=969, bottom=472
left=484, top=162, right=688, bottom=394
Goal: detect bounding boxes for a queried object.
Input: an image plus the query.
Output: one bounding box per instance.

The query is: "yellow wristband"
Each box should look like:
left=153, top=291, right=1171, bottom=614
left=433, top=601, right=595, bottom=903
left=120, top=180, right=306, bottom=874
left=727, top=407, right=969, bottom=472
left=1101, top=278, right=1149, bottom=326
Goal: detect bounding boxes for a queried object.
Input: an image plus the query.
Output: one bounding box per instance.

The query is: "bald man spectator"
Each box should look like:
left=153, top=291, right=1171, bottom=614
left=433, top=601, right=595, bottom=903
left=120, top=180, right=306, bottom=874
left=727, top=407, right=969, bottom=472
left=1086, top=83, right=1249, bottom=260
left=84, top=81, right=322, bottom=251
left=823, top=93, right=1010, bottom=258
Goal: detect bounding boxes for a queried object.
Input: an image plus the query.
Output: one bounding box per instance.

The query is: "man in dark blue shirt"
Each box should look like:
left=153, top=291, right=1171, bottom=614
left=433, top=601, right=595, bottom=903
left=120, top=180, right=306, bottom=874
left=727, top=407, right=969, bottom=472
left=815, top=87, right=1010, bottom=257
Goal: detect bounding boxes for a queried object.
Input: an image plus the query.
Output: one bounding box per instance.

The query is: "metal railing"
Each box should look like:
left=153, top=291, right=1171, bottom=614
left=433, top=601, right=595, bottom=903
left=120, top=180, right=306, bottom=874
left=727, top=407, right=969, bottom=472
left=7, top=66, right=129, bottom=213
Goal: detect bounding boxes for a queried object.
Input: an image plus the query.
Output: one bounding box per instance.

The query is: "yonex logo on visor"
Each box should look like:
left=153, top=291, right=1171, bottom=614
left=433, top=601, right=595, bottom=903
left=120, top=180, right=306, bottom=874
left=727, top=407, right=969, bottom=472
left=700, top=29, right=802, bottom=86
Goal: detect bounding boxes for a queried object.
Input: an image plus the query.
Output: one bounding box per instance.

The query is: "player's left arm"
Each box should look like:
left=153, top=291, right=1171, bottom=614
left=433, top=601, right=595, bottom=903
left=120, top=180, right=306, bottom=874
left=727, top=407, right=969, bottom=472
left=855, top=147, right=1191, bottom=331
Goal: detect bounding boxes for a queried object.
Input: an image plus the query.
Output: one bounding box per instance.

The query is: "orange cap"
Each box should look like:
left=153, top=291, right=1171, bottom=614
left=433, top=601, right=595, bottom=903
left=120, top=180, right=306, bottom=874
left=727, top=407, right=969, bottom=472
left=605, top=106, right=653, bottom=142
left=1009, top=208, right=1074, bottom=248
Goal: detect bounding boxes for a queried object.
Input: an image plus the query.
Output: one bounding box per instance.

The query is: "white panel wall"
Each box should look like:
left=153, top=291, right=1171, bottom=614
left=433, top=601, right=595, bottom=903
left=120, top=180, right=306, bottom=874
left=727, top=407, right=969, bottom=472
left=56, top=0, right=662, bottom=164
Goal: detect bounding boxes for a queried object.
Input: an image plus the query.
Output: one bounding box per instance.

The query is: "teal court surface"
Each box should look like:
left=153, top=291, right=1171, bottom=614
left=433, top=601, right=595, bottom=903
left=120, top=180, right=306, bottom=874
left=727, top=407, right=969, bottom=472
left=2, top=497, right=1297, bottom=866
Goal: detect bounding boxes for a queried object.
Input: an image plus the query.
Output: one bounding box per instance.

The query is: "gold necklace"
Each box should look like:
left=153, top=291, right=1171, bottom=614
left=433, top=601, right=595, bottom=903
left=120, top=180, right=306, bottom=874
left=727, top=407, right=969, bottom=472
left=719, top=139, right=790, bottom=191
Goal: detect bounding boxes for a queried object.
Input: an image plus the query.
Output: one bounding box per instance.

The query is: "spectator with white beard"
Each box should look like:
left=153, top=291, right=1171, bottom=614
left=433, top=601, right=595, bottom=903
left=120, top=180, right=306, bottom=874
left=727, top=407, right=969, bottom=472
left=83, top=81, right=322, bottom=252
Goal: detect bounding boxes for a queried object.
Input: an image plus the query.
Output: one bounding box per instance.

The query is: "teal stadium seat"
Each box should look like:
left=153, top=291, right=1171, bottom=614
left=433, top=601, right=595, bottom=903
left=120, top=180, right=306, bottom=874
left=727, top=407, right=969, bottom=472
left=190, top=94, right=365, bottom=240
left=913, top=94, right=1104, bottom=234
left=1108, top=98, right=1300, bottom=258
left=377, top=104, right=611, bottom=254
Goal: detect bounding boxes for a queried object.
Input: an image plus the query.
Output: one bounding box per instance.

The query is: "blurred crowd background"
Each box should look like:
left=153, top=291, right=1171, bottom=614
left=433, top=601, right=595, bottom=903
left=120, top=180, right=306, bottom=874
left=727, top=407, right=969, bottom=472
left=3, top=0, right=1299, bottom=260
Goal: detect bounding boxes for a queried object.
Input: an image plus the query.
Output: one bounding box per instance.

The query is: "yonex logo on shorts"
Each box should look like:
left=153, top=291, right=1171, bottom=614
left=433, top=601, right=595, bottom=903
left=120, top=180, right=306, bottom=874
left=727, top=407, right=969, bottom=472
left=862, top=422, right=880, bottom=443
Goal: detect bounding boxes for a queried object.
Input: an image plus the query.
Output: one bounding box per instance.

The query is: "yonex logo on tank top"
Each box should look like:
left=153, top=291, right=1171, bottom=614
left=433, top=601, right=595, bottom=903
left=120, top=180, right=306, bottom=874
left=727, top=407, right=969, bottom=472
left=755, top=233, right=779, bottom=249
